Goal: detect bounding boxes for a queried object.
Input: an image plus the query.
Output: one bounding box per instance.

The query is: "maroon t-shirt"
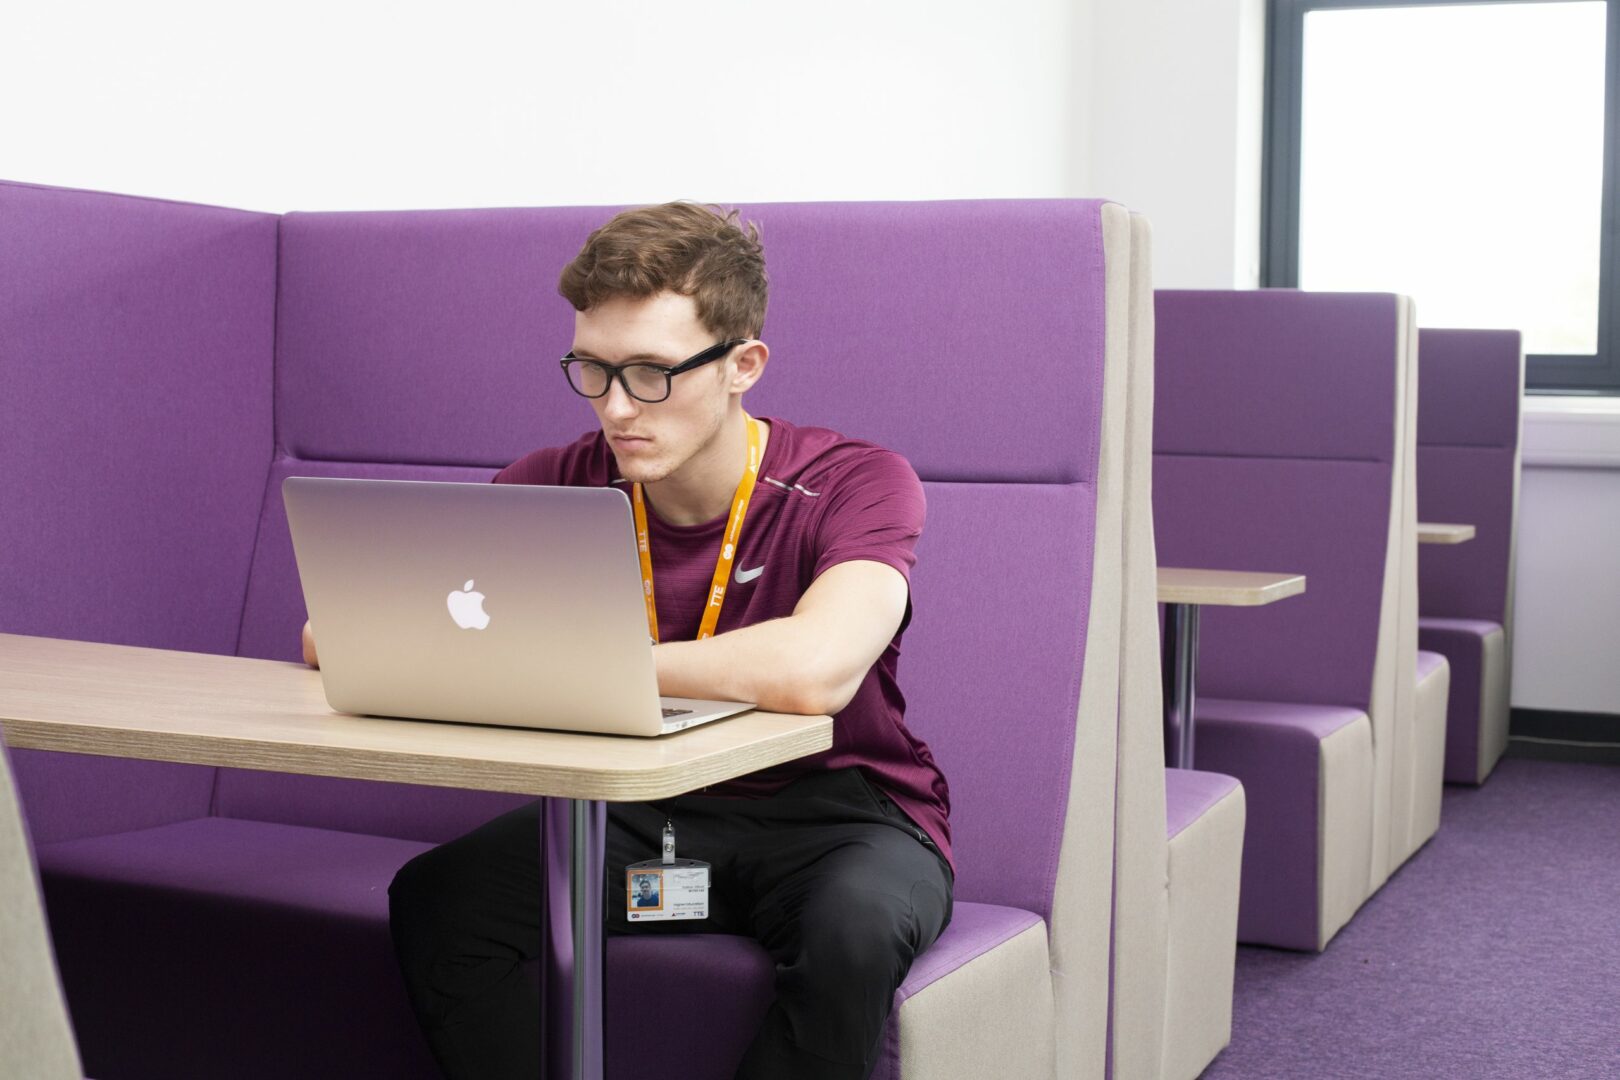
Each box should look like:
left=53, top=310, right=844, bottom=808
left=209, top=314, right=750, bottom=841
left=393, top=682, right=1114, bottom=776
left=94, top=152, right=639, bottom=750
left=493, top=416, right=953, bottom=867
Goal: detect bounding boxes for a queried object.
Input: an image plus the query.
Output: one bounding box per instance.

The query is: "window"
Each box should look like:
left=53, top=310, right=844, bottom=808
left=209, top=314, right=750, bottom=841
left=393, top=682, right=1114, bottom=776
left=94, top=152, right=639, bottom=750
left=1265, top=0, right=1620, bottom=393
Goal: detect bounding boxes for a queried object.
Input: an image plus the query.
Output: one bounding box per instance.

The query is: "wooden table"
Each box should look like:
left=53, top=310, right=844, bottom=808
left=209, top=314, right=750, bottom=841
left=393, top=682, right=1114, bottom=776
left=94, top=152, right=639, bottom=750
left=1417, top=522, right=1476, bottom=545
left=1155, top=569, right=1307, bottom=770
left=0, top=633, right=833, bottom=1080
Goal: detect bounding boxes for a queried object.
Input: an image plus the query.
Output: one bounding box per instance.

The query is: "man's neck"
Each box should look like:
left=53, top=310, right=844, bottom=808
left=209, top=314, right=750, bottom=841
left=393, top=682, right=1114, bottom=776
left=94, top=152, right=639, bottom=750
left=640, top=412, right=770, bottom=527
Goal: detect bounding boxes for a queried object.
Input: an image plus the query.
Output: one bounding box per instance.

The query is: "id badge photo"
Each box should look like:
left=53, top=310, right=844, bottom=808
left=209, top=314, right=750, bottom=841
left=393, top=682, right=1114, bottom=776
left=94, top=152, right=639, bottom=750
left=626, top=819, right=710, bottom=922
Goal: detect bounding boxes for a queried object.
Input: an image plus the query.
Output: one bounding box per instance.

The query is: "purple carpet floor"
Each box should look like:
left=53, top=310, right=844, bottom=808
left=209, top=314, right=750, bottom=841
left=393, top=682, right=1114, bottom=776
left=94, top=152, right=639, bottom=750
left=1201, top=758, right=1620, bottom=1079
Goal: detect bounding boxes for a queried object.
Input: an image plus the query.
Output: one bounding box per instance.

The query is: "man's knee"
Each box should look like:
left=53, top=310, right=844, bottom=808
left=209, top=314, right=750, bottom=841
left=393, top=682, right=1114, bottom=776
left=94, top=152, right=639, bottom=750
left=388, top=846, right=465, bottom=983
left=794, top=883, right=921, bottom=994
left=389, top=843, right=458, bottom=923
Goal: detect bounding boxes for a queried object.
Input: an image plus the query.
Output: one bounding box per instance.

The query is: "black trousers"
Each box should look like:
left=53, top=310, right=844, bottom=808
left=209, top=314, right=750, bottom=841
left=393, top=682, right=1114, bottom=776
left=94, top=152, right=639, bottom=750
left=389, top=768, right=954, bottom=1080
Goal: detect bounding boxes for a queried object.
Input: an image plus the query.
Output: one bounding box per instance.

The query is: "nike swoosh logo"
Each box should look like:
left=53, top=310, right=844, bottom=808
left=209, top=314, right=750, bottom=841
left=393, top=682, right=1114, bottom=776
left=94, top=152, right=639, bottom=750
left=734, top=565, right=765, bottom=584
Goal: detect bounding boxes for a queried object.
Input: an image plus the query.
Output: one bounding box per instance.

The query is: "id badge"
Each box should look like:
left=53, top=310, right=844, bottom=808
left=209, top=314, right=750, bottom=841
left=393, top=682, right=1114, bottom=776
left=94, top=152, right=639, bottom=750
left=625, top=819, right=710, bottom=922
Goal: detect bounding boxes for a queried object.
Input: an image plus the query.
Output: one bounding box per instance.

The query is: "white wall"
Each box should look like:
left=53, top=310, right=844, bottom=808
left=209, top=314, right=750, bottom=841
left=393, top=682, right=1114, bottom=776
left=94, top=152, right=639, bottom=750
left=1086, top=0, right=1267, bottom=288
left=1, top=0, right=1090, bottom=212
left=1513, top=399, right=1620, bottom=718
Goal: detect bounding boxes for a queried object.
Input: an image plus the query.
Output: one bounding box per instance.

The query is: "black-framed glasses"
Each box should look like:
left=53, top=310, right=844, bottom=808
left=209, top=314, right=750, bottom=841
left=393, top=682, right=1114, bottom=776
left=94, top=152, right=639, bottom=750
left=559, top=338, right=749, bottom=403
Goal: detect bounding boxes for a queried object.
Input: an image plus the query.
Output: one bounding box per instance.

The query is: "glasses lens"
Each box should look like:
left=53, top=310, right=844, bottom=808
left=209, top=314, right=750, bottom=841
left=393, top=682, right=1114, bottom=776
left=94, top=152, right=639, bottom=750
left=565, top=360, right=609, bottom=397
left=623, top=365, right=671, bottom=402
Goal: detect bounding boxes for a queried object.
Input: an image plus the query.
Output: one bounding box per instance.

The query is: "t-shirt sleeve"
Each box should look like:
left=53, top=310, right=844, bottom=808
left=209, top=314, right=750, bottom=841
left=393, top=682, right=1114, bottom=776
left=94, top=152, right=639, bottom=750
left=492, top=433, right=608, bottom=487
left=807, top=449, right=926, bottom=583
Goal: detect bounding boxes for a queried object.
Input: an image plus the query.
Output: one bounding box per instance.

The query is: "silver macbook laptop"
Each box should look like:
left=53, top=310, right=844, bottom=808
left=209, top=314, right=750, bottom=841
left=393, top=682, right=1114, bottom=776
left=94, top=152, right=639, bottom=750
left=282, top=476, right=755, bottom=737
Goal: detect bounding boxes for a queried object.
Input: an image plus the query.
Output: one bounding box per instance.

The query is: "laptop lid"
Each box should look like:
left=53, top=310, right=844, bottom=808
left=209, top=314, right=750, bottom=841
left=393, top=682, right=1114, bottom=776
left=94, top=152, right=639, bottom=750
left=284, top=476, right=692, bottom=737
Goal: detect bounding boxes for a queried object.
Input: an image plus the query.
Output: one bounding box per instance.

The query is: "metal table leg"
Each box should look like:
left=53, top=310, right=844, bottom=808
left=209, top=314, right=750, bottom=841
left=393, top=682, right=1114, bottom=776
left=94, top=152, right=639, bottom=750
left=1162, top=602, right=1201, bottom=770
left=570, top=799, right=605, bottom=1080
left=544, top=798, right=605, bottom=1079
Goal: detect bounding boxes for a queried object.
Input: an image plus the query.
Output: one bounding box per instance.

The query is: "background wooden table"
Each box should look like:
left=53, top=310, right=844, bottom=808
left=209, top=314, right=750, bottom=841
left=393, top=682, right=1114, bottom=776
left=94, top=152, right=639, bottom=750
left=1155, top=569, right=1307, bottom=770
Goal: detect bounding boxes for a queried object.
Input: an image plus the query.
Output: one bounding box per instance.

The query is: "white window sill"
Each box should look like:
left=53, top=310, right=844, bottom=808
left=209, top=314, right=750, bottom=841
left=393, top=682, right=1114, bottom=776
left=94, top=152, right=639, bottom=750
left=1522, top=395, right=1620, bottom=468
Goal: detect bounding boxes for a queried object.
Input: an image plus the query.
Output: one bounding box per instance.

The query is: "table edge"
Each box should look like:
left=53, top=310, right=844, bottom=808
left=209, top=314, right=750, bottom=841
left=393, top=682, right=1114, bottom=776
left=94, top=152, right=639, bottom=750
left=0, top=717, right=835, bottom=803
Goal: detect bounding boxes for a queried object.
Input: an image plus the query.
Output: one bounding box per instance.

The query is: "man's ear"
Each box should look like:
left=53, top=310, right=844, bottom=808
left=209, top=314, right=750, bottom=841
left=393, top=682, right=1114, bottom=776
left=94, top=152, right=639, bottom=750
left=728, top=339, right=770, bottom=395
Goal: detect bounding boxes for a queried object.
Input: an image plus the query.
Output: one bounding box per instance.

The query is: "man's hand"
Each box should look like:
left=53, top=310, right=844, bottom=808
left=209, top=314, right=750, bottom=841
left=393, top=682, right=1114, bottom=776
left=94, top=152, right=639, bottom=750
left=653, top=560, right=908, bottom=716
left=301, top=620, right=320, bottom=669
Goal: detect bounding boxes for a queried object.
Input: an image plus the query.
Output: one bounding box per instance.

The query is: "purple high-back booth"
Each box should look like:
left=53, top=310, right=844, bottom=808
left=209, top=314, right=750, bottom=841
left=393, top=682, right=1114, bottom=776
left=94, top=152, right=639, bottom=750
left=1150, top=290, right=1416, bottom=951
left=1, top=180, right=1133, bottom=1079
left=1415, top=329, right=1523, bottom=784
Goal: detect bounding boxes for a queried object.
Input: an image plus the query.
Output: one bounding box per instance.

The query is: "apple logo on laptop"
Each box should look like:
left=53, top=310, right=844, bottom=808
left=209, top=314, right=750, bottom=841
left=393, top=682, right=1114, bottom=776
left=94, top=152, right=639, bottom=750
left=447, top=580, right=491, bottom=630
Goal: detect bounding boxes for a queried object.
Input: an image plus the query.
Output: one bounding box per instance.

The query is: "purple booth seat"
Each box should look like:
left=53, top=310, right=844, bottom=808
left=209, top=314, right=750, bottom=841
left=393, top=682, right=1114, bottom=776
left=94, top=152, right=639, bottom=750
left=1, top=742, right=85, bottom=1079
left=1415, top=329, right=1524, bottom=785
left=1106, top=214, right=1245, bottom=1080
left=1151, top=290, right=1422, bottom=952
left=4, top=186, right=1138, bottom=1080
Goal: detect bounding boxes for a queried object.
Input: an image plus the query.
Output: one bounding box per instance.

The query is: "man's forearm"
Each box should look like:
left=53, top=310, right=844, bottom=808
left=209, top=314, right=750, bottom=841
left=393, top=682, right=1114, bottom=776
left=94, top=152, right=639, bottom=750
left=653, top=616, right=852, bottom=716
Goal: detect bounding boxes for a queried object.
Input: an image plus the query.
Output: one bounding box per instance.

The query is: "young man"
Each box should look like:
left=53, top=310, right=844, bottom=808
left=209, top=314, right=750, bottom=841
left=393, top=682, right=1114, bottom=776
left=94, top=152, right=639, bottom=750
left=304, top=202, right=953, bottom=1080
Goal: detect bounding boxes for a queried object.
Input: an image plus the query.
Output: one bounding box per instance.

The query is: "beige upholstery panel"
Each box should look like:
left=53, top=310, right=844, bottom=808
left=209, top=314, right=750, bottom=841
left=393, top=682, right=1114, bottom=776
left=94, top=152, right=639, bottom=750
left=1317, top=713, right=1376, bottom=949
left=1367, top=296, right=1419, bottom=891
left=1107, top=212, right=1170, bottom=1080
left=1477, top=628, right=1511, bottom=783
left=0, top=753, right=83, bottom=1080
left=1047, top=202, right=1131, bottom=1080
left=898, top=922, right=1057, bottom=1080
left=1390, top=299, right=1440, bottom=876
left=1406, top=655, right=1450, bottom=859
left=1393, top=300, right=1425, bottom=871
left=1161, top=784, right=1245, bottom=1080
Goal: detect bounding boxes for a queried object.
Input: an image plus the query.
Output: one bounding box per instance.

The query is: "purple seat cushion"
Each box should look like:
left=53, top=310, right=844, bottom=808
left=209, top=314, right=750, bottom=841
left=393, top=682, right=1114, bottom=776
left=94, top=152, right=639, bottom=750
left=1192, top=698, right=1365, bottom=950
left=606, top=903, right=1043, bottom=1080
left=37, top=818, right=442, bottom=1080
left=1165, top=769, right=1242, bottom=841
left=38, top=813, right=1039, bottom=1080
left=1418, top=618, right=1503, bottom=782
left=1415, top=648, right=1448, bottom=683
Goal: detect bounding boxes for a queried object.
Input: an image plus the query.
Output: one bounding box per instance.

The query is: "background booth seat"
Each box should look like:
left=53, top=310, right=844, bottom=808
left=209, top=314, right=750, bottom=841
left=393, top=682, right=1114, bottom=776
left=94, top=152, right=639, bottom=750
left=1413, top=329, right=1524, bottom=785
left=2, top=181, right=1138, bottom=1080
left=1106, top=214, right=1244, bottom=1080
left=1151, top=290, right=1421, bottom=952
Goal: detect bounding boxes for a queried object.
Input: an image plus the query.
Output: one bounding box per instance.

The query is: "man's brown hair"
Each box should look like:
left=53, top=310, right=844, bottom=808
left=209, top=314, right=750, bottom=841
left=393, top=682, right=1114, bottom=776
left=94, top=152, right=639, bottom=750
left=558, top=202, right=768, bottom=340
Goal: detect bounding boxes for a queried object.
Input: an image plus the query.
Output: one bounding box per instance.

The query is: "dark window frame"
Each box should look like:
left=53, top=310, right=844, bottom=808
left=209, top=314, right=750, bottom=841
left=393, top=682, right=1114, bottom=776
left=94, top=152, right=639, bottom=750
left=1263, top=0, right=1620, bottom=394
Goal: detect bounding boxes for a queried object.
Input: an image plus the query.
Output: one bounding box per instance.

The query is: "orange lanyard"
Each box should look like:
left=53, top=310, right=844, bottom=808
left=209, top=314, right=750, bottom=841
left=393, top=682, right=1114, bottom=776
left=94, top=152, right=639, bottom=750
left=632, top=415, right=762, bottom=643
